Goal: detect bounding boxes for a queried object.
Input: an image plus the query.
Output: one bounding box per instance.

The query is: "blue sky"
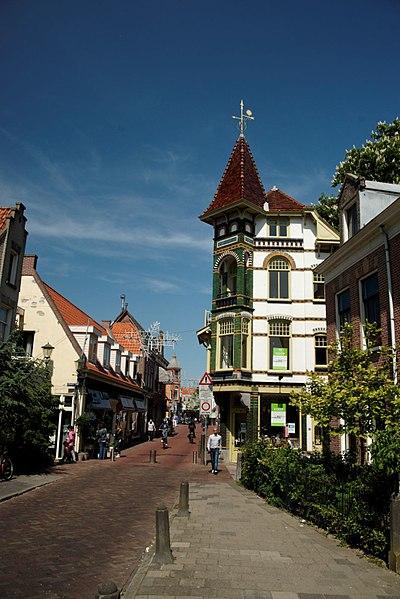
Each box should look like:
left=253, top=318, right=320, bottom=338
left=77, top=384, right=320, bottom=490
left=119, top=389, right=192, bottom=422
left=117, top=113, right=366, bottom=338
left=1, top=0, right=399, bottom=382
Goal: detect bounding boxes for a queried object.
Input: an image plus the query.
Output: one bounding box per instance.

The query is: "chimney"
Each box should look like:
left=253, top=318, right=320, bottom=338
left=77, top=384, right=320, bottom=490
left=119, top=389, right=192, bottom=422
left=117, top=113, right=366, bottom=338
left=22, top=255, right=38, bottom=275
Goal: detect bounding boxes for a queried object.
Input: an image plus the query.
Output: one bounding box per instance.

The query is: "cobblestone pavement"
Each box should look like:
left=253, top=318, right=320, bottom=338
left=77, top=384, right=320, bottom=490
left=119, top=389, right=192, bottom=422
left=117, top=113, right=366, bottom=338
left=0, top=426, right=228, bottom=599
left=129, top=481, right=400, bottom=599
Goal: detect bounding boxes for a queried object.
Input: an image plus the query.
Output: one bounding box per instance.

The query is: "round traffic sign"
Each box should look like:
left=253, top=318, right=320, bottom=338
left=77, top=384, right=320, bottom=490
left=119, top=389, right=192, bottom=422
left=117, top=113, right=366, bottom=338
left=201, top=401, right=211, bottom=412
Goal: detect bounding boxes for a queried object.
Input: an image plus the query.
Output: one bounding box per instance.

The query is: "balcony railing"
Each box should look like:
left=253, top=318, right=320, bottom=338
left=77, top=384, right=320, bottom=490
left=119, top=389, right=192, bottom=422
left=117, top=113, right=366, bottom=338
left=215, top=294, right=251, bottom=308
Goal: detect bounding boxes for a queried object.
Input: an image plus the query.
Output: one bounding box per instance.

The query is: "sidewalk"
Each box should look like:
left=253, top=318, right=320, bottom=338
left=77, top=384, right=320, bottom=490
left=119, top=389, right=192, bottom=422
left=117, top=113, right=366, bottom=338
left=126, top=479, right=400, bottom=599
left=0, top=471, right=63, bottom=502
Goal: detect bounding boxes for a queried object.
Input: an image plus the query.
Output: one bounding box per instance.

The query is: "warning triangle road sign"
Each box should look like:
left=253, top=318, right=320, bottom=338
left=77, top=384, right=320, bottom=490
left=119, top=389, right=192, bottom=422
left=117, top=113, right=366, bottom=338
left=199, top=372, right=212, bottom=386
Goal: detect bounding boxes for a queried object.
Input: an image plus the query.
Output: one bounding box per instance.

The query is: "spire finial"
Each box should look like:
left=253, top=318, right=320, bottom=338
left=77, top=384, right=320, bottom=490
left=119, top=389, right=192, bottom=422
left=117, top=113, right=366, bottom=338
left=232, top=99, right=254, bottom=137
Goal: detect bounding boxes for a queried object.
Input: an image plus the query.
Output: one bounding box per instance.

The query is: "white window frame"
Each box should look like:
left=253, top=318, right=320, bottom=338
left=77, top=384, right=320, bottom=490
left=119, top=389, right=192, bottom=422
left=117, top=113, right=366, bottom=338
left=314, top=334, right=328, bottom=368
left=268, top=257, right=290, bottom=300
left=241, top=318, right=250, bottom=370
left=268, top=319, right=291, bottom=372
left=218, top=318, right=234, bottom=370
left=268, top=217, right=289, bottom=238
left=313, top=273, right=325, bottom=301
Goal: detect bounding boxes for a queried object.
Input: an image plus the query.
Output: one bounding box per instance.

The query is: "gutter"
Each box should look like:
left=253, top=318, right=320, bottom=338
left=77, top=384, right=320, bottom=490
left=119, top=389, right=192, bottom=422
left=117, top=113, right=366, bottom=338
left=380, top=224, right=397, bottom=384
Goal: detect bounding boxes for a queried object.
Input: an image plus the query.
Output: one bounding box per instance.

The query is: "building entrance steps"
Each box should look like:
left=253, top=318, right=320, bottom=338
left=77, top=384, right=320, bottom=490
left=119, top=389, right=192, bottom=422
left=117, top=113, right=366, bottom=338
left=127, top=481, right=400, bottom=599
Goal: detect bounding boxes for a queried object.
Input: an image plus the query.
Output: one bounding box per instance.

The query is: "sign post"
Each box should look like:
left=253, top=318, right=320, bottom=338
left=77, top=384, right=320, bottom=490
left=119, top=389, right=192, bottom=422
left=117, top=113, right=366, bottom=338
left=199, top=372, right=214, bottom=465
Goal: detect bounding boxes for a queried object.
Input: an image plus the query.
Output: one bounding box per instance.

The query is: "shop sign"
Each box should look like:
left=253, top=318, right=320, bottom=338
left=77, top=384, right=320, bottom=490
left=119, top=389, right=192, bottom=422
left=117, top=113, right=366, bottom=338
left=272, top=347, right=288, bottom=371
left=288, top=422, right=295, bottom=434
left=271, top=403, right=286, bottom=427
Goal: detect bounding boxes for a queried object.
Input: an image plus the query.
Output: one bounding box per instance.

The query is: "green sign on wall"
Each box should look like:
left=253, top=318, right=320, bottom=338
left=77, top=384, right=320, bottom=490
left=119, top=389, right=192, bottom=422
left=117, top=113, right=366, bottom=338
left=271, top=403, right=286, bottom=427
left=272, top=347, right=288, bottom=371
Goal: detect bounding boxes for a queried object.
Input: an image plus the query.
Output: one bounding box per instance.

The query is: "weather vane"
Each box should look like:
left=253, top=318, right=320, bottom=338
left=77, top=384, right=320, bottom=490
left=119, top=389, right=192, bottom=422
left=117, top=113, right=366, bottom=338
left=232, top=99, right=254, bottom=137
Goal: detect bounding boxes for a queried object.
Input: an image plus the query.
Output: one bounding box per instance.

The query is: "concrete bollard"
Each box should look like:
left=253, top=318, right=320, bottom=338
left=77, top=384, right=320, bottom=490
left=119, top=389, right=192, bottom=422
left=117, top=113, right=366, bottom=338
left=235, top=451, right=242, bottom=481
left=149, top=449, right=157, bottom=463
left=389, top=495, right=400, bottom=572
left=177, top=481, right=190, bottom=517
left=154, top=506, right=173, bottom=564
left=192, top=450, right=198, bottom=464
left=110, top=447, right=115, bottom=462
left=95, top=581, right=120, bottom=599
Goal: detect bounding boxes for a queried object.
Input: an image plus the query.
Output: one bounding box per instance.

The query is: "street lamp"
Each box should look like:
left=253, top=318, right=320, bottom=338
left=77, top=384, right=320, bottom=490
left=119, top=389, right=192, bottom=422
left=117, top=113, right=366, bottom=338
left=41, top=342, right=54, bottom=361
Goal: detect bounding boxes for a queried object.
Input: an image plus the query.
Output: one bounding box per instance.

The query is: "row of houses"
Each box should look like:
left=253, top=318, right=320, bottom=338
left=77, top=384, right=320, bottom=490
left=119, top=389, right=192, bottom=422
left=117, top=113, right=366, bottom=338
left=197, top=132, right=400, bottom=464
left=0, top=206, right=184, bottom=459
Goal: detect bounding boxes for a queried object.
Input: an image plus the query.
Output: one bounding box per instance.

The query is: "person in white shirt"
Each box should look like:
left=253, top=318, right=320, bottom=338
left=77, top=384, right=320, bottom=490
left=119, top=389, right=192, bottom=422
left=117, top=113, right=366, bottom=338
left=207, top=427, right=222, bottom=474
left=147, top=419, right=155, bottom=441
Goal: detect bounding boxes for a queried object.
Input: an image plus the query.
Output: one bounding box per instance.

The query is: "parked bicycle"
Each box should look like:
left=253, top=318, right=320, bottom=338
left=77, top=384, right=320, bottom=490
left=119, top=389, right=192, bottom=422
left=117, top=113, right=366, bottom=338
left=0, top=451, right=14, bottom=481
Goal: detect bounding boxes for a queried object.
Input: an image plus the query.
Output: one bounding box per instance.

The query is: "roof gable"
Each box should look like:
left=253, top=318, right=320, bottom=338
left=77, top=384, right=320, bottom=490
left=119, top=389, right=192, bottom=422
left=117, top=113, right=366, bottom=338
left=265, top=188, right=305, bottom=212
left=201, top=137, right=266, bottom=219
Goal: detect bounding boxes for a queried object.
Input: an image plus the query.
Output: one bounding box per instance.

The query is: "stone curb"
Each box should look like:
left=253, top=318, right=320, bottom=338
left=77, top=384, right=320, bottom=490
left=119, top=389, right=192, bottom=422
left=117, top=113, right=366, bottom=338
left=0, top=477, right=60, bottom=503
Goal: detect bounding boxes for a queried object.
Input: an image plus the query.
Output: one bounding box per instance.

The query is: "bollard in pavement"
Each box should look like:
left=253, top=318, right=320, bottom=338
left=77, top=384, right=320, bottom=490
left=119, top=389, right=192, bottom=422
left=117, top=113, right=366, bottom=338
left=149, top=449, right=157, bottom=463
left=235, top=451, right=242, bottom=481
left=389, top=495, right=400, bottom=572
left=95, top=581, right=120, bottom=599
left=110, top=447, right=115, bottom=462
left=177, top=481, right=190, bottom=517
left=154, top=506, right=173, bottom=564
left=192, top=450, right=198, bottom=464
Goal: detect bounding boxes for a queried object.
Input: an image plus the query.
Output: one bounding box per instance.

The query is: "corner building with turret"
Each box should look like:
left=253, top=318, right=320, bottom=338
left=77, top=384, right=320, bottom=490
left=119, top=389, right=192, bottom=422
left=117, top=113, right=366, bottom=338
left=198, top=134, right=339, bottom=463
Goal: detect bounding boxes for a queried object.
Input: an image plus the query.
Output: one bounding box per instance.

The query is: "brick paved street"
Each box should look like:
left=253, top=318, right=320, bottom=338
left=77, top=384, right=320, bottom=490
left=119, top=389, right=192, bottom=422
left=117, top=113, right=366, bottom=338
left=0, top=426, right=228, bottom=599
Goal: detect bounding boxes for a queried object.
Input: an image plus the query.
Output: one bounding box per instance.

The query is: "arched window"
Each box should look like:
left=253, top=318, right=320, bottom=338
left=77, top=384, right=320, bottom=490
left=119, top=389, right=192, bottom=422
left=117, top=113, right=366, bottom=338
left=218, top=318, right=234, bottom=369
left=229, top=222, right=238, bottom=233
left=219, top=256, right=237, bottom=297
left=269, top=320, right=290, bottom=371
left=268, top=257, right=290, bottom=299
left=315, top=334, right=327, bottom=367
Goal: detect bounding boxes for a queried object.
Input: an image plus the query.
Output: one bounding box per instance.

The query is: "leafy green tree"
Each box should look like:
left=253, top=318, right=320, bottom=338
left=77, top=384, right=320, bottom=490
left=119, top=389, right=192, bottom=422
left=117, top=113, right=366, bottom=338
left=0, top=334, right=58, bottom=470
left=290, top=324, right=400, bottom=461
left=333, top=118, right=400, bottom=187
left=314, top=193, right=339, bottom=229
left=315, top=118, right=400, bottom=227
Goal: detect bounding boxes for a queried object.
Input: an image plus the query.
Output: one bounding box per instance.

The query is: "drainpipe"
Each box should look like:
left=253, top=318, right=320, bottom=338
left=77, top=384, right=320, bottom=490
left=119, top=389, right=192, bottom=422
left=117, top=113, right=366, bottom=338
left=380, top=224, right=397, bottom=384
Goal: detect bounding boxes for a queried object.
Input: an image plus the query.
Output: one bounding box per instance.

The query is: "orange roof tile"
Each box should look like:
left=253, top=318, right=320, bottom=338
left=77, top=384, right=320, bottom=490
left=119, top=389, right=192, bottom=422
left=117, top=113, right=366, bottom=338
left=265, top=188, right=305, bottom=212
left=181, top=387, right=197, bottom=396
left=43, top=282, right=106, bottom=334
left=0, top=208, right=13, bottom=231
left=112, top=321, right=142, bottom=354
left=86, top=360, right=142, bottom=393
left=201, top=137, right=266, bottom=218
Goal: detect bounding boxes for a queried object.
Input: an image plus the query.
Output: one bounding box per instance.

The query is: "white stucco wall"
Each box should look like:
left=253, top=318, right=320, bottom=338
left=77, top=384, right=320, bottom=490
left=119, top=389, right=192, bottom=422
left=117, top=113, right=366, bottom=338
left=18, top=275, right=80, bottom=396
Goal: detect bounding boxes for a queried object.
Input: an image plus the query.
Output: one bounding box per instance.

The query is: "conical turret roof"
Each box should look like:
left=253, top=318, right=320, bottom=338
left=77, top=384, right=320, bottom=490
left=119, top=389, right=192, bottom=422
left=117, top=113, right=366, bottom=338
left=167, top=354, right=181, bottom=371
left=200, top=137, right=266, bottom=221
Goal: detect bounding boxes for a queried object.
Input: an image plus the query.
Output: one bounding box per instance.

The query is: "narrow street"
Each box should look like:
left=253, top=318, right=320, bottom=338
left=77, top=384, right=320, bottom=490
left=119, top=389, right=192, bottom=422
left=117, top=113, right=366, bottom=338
left=0, top=426, right=228, bottom=599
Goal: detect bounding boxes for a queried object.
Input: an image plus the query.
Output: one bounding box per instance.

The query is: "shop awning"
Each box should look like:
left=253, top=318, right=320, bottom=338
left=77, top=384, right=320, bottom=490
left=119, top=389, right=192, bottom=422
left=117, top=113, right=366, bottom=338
left=134, top=398, right=147, bottom=412
left=87, top=389, right=112, bottom=410
left=119, top=396, right=136, bottom=411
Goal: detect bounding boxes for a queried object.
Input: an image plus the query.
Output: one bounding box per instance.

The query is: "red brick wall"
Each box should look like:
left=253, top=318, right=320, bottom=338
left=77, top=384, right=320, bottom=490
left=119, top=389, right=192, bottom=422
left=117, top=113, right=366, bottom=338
left=325, top=243, right=391, bottom=349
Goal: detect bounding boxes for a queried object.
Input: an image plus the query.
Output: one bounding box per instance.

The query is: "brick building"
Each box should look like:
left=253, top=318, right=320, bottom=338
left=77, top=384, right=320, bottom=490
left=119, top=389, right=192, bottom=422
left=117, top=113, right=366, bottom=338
left=316, top=175, right=400, bottom=453
left=0, top=203, right=27, bottom=341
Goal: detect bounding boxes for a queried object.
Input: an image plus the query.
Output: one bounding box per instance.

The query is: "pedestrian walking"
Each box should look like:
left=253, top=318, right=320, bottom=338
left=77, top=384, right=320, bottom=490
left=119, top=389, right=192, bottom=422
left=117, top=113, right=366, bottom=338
left=207, top=427, right=222, bottom=474
left=147, top=418, right=155, bottom=441
left=159, top=419, right=169, bottom=449
left=96, top=423, right=108, bottom=459
left=66, top=425, right=77, bottom=462
left=114, top=423, right=123, bottom=457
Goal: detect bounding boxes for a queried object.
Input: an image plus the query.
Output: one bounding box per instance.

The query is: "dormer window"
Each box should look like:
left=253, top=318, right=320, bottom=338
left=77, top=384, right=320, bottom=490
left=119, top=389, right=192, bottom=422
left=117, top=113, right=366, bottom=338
left=103, top=344, right=110, bottom=368
left=268, top=217, right=289, bottom=237
left=345, top=203, right=359, bottom=239
left=88, top=335, right=98, bottom=363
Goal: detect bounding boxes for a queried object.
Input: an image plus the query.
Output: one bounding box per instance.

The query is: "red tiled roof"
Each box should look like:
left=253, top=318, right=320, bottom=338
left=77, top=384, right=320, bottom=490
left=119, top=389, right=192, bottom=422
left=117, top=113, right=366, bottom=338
left=86, top=360, right=142, bottom=393
left=265, top=188, right=305, bottom=212
left=43, top=283, right=107, bottom=334
left=112, top=321, right=142, bottom=354
left=0, top=208, right=13, bottom=231
left=181, top=387, right=197, bottom=396
left=201, top=137, right=266, bottom=218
